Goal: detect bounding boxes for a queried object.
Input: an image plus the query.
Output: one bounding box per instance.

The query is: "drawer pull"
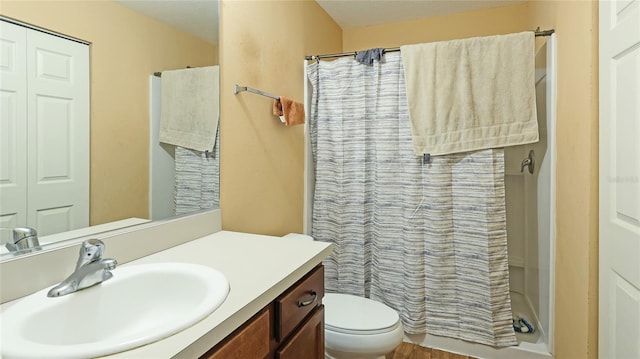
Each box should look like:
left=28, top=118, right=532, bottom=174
left=297, top=290, right=317, bottom=307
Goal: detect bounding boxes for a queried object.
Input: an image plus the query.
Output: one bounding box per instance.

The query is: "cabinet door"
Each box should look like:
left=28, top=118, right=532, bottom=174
left=201, top=308, right=271, bottom=359
left=276, top=306, right=324, bottom=359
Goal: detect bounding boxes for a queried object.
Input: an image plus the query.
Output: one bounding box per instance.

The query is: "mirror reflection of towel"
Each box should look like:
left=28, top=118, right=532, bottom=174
left=159, top=66, right=219, bottom=151
left=272, top=96, right=305, bottom=126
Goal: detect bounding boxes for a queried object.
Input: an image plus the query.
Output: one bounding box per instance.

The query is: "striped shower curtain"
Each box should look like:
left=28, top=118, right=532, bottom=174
left=307, top=52, right=517, bottom=347
left=174, top=126, right=220, bottom=215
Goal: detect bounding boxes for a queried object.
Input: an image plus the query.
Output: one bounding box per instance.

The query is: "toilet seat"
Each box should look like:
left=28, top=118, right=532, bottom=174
left=324, top=293, right=401, bottom=335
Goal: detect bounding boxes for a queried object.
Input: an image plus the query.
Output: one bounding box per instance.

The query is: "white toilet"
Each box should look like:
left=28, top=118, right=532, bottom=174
left=323, top=293, right=404, bottom=359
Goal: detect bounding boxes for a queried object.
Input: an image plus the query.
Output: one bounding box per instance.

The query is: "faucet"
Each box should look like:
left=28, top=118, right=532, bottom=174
left=47, top=239, right=117, bottom=297
left=5, top=227, right=41, bottom=253
left=520, top=150, right=535, bottom=174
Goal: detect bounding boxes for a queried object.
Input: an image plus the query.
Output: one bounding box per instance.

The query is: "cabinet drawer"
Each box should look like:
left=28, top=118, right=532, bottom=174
left=276, top=305, right=324, bottom=359
left=201, top=308, right=271, bottom=359
left=276, top=265, right=324, bottom=342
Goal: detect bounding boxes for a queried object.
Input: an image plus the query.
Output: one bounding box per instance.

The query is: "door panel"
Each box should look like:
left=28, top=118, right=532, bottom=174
left=35, top=95, right=73, bottom=181
left=36, top=206, right=73, bottom=237
left=610, top=272, right=640, bottom=358
left=0, top=21, right=27, bottom=227
left=26, top=28, right=89, bottom=235
left=599, top=1, right=640, bottom=358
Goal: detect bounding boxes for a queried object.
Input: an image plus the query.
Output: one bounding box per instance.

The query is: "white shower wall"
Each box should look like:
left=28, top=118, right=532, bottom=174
left=505, top=37, right=556, bottom=353
left=149, top=76, right=176, bottom=221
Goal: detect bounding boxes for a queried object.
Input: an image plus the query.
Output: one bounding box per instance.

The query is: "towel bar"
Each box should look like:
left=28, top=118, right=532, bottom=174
left=234, top=84, right=279, bottom=100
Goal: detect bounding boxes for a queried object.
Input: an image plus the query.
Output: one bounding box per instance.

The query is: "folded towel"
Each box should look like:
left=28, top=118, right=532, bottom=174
left=273, top=96, right=305, bottom=126
left=159, top=66, right=220, bottom=152
left=400, top=32, right=538, bottom=156
left=356, top=48, right=384, bottom=65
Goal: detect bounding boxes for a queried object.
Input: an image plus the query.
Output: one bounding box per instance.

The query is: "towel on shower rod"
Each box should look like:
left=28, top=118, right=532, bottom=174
left=355, top=48, right=384, bottom=65
left=159, top=66, right=220, bottom=152
left=273, top=96, right=305, bottom=126
left=400, top=32, right=538, bottom=156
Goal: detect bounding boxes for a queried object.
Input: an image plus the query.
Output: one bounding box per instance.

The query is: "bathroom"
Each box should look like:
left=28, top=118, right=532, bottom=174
left=0, top=0, right=609, bottom=358
left=224, top=2, right=598, bottom=357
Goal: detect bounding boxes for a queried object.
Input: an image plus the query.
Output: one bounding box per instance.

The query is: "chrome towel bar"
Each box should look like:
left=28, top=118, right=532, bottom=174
left=234, top=84, right=279, bottom=100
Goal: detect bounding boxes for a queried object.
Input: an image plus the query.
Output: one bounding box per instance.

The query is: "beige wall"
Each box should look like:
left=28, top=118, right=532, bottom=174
left=1, top=1, right=217, bottom=225
left=343, top=3, right=530, bottom=51
left=219, top=0, right=341, bottom=235
left=528, top=1, right=599, bottom=358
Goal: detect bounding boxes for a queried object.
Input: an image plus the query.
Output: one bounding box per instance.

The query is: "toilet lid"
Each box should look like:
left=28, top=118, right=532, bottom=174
left=324, top=293, right=400, bottom=334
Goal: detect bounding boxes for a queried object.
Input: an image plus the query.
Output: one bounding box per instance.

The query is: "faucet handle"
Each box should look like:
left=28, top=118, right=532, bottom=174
left=5, top=227, right=40, bottom=253
left=76, top=239, right=105, bottom=269
left=13, top=227, right=38, bottom=242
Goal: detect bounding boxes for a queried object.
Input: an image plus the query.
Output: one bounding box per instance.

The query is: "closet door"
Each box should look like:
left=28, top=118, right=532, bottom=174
left=26, top=29, right=89, bottom=235
left=0, top=21, right=28, bottom=229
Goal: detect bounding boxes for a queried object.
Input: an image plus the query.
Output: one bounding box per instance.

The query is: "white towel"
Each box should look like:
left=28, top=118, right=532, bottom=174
left=400, top=32, right=538, bottom=156
left=159, top=66, right=219, bottom=152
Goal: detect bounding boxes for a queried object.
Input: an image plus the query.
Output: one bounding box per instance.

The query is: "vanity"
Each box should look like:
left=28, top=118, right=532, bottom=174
left=201, top=264, right=325, bottom=359
left=0, top=210, right=332, bottom=358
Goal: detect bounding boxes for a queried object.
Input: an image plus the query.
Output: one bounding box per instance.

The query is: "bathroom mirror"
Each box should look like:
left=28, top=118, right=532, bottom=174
left=0, top=0, right=219, bottom=260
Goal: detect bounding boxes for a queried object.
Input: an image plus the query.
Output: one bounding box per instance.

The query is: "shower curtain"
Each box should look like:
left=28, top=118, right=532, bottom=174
left=307, top=52, right=517, bottom=347
left=174, top=126, right=220, bottom=215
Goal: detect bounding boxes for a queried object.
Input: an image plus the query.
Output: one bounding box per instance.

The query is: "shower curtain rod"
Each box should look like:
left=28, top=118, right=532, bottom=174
left=153, top=66, right=193, bottom=77
left=304, top=28, right=555, bottom=61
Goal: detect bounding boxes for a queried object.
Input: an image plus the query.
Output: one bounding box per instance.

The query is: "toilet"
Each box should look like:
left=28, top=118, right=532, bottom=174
left=323, top=293, right=404, bottom=359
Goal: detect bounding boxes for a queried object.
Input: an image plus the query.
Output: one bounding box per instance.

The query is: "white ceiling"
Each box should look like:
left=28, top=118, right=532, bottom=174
left=316, top=0, right=526, bottom=29
left=114, top=0, right=526, bottom=46
left=114, top=0, right=219, bottom=45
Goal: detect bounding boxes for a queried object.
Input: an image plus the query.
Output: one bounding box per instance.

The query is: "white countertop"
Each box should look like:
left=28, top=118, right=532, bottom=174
left=0, top=230, right=332, bottom=359
left=101, top=230, right=332, bottom=358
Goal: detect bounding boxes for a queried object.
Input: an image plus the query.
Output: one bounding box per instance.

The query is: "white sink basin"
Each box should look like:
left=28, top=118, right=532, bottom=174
left=0, top=262, right=230, bottom=359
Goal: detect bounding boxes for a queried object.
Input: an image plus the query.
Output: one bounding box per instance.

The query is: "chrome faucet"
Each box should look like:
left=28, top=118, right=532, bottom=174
left=47, top=239, right=117, bottom=297
left=520, top=150, right=535, bottom=174
left=5, top=227, right=41, bottom=253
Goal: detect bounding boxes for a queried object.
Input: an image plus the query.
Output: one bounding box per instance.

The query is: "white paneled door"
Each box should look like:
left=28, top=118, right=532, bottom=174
left=0, top=21, right=28, bottom=229
left=0, top=21, right=89, bottom=236
left=599, top=1, right=640, bottom=358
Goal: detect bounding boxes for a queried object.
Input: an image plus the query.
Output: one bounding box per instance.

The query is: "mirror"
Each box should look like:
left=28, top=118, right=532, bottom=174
left=0, top=0, right=219, bottom=259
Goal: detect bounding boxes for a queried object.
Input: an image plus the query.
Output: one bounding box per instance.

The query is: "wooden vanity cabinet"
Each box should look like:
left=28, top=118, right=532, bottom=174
left=200, top=265, right=325, bottom=359
left=275, top=306, right=324, bottom=359
left=201, top=307, right=272, bottom=359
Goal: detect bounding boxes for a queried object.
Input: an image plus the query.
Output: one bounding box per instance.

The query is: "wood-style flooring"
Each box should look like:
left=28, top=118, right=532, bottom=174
left=386, top=342, right=477, bottom=359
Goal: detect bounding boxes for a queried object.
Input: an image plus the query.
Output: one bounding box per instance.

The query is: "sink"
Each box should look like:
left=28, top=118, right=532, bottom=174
left=0, top=262, right=230, bottom=359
